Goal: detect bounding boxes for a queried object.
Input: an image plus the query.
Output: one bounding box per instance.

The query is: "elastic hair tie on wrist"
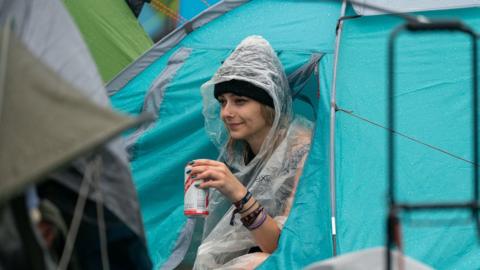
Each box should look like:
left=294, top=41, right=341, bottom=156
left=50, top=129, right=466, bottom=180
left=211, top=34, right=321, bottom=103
left=240, top=206, right=264, bottom=228
left=246, top=208, right=267, bottom=230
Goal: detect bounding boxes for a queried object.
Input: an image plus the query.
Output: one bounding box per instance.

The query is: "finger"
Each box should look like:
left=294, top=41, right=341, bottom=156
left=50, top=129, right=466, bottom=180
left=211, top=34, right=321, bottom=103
left=190, top=165, right=225, bottom=176
left=198, top=179, right=223, bottom=189
left=190, top=159, right=224, bottom=167
left=194, top=169, right=224, bottom=182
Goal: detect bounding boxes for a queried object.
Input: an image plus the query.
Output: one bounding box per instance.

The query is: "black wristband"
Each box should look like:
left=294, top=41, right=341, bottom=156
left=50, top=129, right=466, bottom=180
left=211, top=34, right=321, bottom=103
left=234, top=191, right=252, bottom=210
left=230, top=191, right=252, bottom=226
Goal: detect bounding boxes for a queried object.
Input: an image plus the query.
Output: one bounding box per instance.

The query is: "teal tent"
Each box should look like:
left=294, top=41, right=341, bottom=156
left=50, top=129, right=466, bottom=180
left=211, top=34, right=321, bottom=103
left=107, top=1, right=480, bottom=269
left=334, top=7, right=480, bottom=269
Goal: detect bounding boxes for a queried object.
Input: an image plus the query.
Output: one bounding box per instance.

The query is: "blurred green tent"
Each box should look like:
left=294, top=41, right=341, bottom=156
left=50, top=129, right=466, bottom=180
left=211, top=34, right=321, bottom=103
left=64, top=0, right=153, bottom=83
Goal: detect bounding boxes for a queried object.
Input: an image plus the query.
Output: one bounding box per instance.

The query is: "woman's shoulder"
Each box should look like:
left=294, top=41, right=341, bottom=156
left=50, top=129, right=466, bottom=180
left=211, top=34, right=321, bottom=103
left=278, top=117, right=312, bottom=171
left=287, top=117, right=313, bottom=148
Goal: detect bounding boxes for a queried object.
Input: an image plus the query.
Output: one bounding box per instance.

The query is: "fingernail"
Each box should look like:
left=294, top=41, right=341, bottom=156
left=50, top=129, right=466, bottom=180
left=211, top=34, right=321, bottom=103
left=188, top=160, right=195, bottom=165
left=191, top=175, right=197, bottom=179
left=186, top=169, right=191, bottom=174
left=194, top=183, right=200, bottom=188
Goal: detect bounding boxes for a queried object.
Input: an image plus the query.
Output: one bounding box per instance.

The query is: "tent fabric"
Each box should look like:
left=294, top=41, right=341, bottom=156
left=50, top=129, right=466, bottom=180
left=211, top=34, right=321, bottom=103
left=352, top=0, right=480, bottom=15
left=304, top=247, right=433, bottom=270
left=334, top=7, right=480, bottom=269
left=0, top=28, right=143, bottom=205
left=0, top=203, right=33, bottom=269
left=126, top=47, right=193, bottom=150
left=109, top=1, right=340, bottom=269
left=0, top=0, right=109, bottom=111
left=109, top=1, right=480, bottom=270
left=160, top=218, right=197, bottom=269
left=107, top=0, right=248, bottom=94
left=63, top=0, right=153, bottom=83
left=289, top=53, right=323, bottom=98
left=0, top=0, right=154, bottom=269
left=0, top=0, right=149, bottom=251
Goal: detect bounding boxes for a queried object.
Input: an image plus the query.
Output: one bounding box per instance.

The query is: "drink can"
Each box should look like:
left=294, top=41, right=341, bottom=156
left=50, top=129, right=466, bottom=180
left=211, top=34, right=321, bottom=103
left=184, top=165, right=209, bottom=217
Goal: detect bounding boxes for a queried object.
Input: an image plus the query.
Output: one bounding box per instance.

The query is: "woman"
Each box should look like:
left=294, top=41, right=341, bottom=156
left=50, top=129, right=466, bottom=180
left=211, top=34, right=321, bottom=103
left=190, top=36, right=312, bottom=269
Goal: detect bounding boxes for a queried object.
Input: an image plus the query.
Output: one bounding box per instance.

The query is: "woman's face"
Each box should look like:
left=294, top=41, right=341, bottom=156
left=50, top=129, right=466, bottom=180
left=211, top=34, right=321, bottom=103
left=218, top=93, right=271, bottom=143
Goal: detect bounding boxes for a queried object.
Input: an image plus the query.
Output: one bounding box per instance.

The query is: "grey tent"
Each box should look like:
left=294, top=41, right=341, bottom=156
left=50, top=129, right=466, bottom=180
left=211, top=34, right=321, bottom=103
left=0, top=0, right=152, bottom=269
left=0, top=24, right=149, bottom=269
left=0, top=0, right=145, bottom=239
left=0, top=27, right=146, bottom=203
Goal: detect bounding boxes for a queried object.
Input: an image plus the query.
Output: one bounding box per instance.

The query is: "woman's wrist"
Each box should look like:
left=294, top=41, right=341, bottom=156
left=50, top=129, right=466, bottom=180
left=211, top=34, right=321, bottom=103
left=229, top=189, right=252, bottom=225
left=230, top=186, right=248, bottom=203
left=239, top=197, right=257, bottom=217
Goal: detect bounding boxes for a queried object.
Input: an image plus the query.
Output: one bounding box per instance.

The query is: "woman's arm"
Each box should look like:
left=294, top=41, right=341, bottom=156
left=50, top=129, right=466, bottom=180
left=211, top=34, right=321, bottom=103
left=190, top=156, right=307, bottom=253
left=243, top=151, right=307, bottom=252
left=237, top=195, right=280, bottom=253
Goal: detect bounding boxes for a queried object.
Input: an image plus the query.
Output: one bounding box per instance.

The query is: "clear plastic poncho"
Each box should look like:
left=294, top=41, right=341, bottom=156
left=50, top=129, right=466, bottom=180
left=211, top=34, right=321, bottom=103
left=195, top=36, right=312, bottom=269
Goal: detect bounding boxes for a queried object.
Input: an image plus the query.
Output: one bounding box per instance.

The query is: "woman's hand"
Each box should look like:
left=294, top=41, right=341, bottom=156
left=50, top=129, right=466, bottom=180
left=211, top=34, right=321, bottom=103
left=189, top=159, right=247, bottom=202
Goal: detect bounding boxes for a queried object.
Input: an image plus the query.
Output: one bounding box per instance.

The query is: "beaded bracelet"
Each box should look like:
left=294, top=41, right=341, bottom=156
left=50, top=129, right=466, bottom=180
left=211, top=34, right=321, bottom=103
left=230, top=191, right=252, bottom=225
left=246, top=208, right=267, bottom=230
left=240, top=206, right=263, bottom=227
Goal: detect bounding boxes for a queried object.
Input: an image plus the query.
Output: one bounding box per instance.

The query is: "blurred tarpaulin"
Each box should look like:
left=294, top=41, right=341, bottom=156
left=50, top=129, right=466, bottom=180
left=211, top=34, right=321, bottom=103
left=0, top=0, right=153, bottom=269
left=0, top=22, right=151, bottom=270
left=0, top=26, right=146, bottom=206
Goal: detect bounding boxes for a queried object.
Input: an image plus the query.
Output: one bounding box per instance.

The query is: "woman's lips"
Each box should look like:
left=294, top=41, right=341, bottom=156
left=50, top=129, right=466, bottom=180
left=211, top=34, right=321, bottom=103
left=227, top=123, right=242, bottom=129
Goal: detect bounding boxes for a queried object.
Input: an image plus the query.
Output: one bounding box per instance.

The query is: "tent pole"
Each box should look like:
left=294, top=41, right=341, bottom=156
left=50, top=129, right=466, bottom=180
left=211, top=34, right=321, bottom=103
left=328, top=0, right=347, bottom=257
left=92, top=156, right=110, bottom=270
left=58, top=160, right=94, bottom=270
left=0, top=18, right=12, bottom=122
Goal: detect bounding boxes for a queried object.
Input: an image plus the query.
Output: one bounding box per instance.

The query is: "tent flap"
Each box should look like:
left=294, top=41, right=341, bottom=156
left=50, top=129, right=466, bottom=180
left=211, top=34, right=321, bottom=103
left=0, top=29, right=144, bottom=205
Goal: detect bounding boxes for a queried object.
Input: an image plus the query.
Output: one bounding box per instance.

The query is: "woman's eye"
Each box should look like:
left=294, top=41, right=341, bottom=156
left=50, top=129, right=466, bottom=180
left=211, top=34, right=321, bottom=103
left=235, top=98, right=247, bottom=105
left=218, top=99, right=226, bottom=107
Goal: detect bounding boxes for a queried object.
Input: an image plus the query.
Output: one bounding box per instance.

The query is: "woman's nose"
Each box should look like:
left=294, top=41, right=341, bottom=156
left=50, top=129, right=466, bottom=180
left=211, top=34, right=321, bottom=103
left=221, top=103, right=234, bottom=118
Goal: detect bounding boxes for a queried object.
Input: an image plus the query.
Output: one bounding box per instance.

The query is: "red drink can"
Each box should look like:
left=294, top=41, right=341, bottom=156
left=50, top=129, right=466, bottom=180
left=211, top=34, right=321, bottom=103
left=184, top=165, right=209, bottom=217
